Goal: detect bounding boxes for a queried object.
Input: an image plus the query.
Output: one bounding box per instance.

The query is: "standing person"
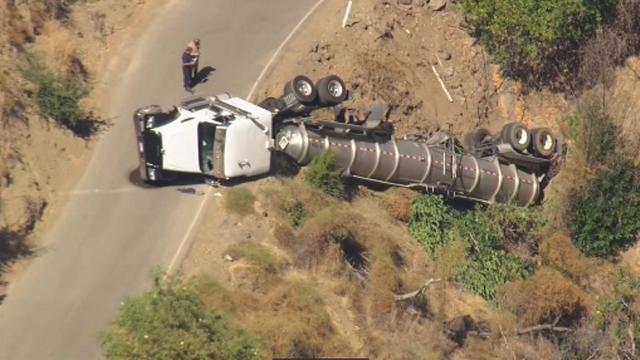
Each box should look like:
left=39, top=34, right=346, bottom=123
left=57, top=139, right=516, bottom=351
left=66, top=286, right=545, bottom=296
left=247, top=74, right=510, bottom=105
left=187, top=38, right=201, bottom=80
left=182, top=46, right=196, bottom=92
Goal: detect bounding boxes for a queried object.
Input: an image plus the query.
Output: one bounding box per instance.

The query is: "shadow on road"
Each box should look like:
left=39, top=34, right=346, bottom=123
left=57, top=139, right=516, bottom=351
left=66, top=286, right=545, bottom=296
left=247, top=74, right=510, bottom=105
left=192, top=65, right=216, bottom=87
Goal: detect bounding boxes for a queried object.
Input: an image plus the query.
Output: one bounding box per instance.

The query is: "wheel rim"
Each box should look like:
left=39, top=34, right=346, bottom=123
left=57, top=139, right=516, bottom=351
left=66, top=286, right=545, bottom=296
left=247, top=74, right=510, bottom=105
left=542, top=133, right=554, bottom=150
left=327, top=80, right=344, bottom=98
left=295, top=80, right=313, bottom=97
left=516, top=128, right=528, bottom=145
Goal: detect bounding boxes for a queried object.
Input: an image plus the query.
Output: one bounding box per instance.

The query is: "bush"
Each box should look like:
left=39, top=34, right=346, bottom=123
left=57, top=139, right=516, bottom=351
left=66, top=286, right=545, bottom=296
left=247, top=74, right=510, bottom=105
left=103, top=275, right=259, bottom=360
left=462, top=0, right=617, bottom=80
left=21, top=53, right=89, bottom=130
left=224, top=187, right=256, bottom=217
left=287, top=202, right=306, bottom=228
left=499, top=267, right=586, bottom=327
left=304, top=150, right=345, bottom=199
left=408, top=195, right=450, bottom=255
left=568, top=159, right=640, bottom=257
left=565, top=102, right=617, bottom=167
left=456, top=248, right=529, bottom=301
left=409, top=196, right=540, bottom=300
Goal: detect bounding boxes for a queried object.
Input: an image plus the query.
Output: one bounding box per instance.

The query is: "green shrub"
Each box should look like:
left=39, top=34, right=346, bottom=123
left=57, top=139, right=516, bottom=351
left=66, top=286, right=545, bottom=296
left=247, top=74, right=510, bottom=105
left=462, top=0, right=617, bottom=76
left=224, top=187, right=256, bottom=217
left=103, top=275, right=259, bottom=360
left=304, top=150, right=345, bottom=199
left=288, top=202, right=306, bottom=228
left=409, top=196, right=539, bottom=300
left=565, top=102, right=617, bottom=166
left=21, top=53, right=89, bottom=129
left=569, top=159, right=640, bottom=257
left=457, top=249, right=529, bottom=301
left=408, top=195, right=450, bottom=255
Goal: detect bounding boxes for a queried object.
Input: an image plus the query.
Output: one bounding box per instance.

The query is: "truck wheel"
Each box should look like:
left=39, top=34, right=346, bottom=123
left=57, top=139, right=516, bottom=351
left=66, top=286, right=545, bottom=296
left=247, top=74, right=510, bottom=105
left=463, top=128, right=492, bottom=153
left=283, top=75, right=317, bottom=105
left=530, top=128, right=556, bottom=158
left=316, top=75, right=347, bottom=106
left=500, top=122, right=530, bottom=153
left=258, top=97, right=285, bottom=113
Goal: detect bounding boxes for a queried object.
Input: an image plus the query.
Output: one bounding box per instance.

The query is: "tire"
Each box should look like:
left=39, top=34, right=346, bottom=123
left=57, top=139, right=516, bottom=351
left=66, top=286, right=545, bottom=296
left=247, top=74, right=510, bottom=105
left=258, top=97, right=285, bottom=113
left=283, top=75, right=317, bottom=105
left=463, top=128, right=492, bottom=153
left=529, top=128, right=556, bottom=158
left=500, top=122, right=530, bottom=153
left=316, top=75, right=347, bottom=106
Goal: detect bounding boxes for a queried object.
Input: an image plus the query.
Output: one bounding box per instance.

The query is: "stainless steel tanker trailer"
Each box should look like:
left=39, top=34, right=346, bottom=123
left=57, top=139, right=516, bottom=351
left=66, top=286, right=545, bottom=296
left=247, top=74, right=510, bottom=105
left=133, top=74, right=563, bottom=207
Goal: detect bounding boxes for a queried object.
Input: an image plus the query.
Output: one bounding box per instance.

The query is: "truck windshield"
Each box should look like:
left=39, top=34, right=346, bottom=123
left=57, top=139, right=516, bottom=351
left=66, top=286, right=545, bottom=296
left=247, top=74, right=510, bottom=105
left=197, top=122, right=216, bottom=174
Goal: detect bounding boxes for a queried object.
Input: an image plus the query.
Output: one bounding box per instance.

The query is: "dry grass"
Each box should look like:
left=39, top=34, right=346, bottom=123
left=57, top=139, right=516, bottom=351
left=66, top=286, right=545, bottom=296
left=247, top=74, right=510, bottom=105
left=196, top=276, right=350, bottom=358
left=261, top=178, right=335, bottom=221
left=433, top=239, right=469, bottom=280
left=226, top=241, right=286, bottom=293
left=379, top=187, right=418, bottom=222
left=499, top=267, right=587, bottom=327
left=364, top=320, right=454, bottom=360
left=539, top=234, right=615, bottom=292
left=224, top=187, right=256, bottom=217
left=255, top=280, right=352, bottom=358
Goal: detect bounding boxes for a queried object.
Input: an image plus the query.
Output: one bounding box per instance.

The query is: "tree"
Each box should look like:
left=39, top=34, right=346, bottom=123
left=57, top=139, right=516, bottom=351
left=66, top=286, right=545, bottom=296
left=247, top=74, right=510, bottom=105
left=462, top=0, right=617, bottom=81
left=569, top=159, right=640, bottom=257
left=103, top=275, right=259, bottom=360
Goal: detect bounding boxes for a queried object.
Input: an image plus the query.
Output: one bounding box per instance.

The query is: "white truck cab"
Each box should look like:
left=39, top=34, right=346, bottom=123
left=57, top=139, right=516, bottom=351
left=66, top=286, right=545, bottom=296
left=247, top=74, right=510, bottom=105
left=133, top=93, right=273, bottom=183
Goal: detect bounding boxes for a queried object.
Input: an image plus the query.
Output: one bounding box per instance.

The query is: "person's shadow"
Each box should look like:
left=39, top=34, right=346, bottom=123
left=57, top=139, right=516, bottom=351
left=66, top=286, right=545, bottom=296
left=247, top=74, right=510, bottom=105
left=192, top=66, right=216, bottom=87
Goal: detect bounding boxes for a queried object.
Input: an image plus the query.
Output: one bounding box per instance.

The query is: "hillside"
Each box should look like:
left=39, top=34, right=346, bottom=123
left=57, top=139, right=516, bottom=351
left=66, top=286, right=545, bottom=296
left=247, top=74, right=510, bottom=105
left=176, top=1, right=640, bottom=359
left=0, top=0, right=153, bottom=296
left=22, top=0, right=636, bottom=359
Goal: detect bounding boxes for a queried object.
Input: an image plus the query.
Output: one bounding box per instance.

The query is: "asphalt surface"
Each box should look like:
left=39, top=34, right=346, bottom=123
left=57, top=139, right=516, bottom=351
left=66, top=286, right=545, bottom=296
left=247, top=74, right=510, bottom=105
left=0, top=1, right=318, bottom=358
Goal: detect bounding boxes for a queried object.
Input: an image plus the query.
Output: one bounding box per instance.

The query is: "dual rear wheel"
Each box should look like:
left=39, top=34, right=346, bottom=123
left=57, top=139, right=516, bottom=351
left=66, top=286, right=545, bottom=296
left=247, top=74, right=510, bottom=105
left=465, top=122, right=557, bottom=158
left=281, top=74, right=347, bottom=111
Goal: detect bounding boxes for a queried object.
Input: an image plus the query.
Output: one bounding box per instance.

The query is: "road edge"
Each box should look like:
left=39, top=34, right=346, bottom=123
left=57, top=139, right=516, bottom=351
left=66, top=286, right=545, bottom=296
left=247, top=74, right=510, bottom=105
left=165, top=0, right=327, bottom=276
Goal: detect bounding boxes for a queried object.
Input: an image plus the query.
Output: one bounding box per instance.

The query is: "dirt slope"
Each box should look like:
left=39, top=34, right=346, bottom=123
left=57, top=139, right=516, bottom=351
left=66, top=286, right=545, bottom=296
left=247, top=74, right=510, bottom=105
left=252, top=0, right=568, bottom=137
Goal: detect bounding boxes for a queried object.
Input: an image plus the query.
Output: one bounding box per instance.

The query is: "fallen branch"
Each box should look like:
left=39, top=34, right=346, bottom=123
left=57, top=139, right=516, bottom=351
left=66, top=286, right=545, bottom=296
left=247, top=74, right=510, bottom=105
left=432, top=65, right=454, bottom=103
left=394, top=278, right=441, bottom=301
left=517, top=316, right=572, bottom=335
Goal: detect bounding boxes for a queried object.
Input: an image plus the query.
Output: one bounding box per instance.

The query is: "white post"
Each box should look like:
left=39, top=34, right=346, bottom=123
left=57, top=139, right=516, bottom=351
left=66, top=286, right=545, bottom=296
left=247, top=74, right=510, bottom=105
left=342, top=0, right=353, bottom=28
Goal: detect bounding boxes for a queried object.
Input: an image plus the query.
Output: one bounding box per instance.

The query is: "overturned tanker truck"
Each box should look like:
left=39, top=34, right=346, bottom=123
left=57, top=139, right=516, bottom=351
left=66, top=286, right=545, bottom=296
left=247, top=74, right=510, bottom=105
left=133, top=75, right=563, bottom=207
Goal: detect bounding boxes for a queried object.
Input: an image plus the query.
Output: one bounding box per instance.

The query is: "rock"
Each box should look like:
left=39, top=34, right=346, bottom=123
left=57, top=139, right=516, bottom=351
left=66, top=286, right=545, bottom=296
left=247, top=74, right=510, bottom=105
left=398, top=0, right=412, bottom=4
left=437, top=50, right=452, bottom=61
left=430, top=0, right=447, bottom=11
left=224, top=254, right=234, bottom=262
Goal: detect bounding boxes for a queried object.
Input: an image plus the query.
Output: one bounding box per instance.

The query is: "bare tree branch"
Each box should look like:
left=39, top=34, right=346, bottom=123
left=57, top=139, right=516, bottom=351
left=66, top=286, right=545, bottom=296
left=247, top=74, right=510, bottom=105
left=517, top=316, right=572, bottom=335
left=394, top=278, right=441, bottom=301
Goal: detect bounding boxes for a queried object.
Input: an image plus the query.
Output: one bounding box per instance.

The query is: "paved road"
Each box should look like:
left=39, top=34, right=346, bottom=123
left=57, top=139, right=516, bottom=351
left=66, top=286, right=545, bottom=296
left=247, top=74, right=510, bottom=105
left=0, top=1, right=318, bottom=358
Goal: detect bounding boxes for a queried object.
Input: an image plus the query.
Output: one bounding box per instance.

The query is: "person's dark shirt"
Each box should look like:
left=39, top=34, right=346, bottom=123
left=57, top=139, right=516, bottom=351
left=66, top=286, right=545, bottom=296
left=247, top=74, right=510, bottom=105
left=182, top=52, right=193, bottom=67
